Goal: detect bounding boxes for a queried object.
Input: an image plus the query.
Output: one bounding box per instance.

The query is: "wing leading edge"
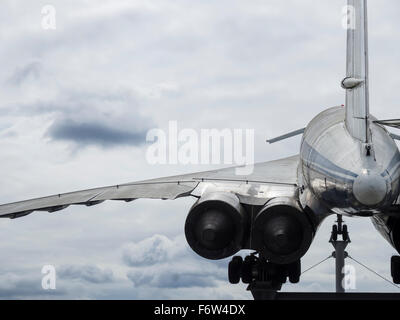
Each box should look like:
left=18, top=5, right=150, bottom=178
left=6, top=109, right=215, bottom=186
left=0, top=155, right=299, bottom=219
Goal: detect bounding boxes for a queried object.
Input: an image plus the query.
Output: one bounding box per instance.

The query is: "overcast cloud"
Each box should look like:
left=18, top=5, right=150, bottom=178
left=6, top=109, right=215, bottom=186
left=0, top=0, right=399, bottom=299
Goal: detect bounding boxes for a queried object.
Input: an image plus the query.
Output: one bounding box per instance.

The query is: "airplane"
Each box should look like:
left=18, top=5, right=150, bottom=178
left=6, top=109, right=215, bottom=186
left=2, top=0, right=400, bottom=293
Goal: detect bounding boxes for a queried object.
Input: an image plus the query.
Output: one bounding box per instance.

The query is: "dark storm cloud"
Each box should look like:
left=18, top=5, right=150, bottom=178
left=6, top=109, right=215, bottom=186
left=58, top=265, right=114, bottom=284
left=47, top=119, right=148, bottom=147
left=7, top=62, right=42, bottom=86
left=3, top=85, right=156, bottom=148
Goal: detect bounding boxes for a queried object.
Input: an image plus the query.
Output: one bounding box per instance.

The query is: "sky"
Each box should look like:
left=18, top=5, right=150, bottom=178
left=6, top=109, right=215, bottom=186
left=0, top=0, right=400, bottom=299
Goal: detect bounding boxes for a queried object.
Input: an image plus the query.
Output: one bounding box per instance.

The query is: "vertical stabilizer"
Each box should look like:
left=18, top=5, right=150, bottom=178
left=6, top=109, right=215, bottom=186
left=342, top=0, right=370, bottom=143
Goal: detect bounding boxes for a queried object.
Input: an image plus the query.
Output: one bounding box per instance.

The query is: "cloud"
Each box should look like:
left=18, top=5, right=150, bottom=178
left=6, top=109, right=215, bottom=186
left=7, top=62, right=42, bottom=86
left=122, top=234, right=186, bottom=267
left=58, top=264, right=114, bottom=284
left=0, top=272, right=64, bottom=299
left=127, top=268, right=222, bottom=289
left=0, top=85, right=155, bottom=148
left=0, top=0, right=399, bottom=300
left=123, top=234, right=227, bottom=289
left=48, top=119, right=148, bottom=147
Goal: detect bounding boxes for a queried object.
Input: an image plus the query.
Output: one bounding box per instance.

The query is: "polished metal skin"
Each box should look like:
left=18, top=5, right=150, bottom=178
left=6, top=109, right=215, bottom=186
left=0, top=156, right=301, bottom=218
left=0, top=0, right=399, bottom=263
left=299, top=106, right=400, bottom=217
left=345, top=0, right=370, bottom=142
left=299, top=0, right=400, bottom=219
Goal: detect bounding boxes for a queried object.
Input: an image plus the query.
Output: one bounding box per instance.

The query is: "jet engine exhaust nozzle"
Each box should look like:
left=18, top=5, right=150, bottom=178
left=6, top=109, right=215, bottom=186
left=252, top=198, right=314, bottom=265
left=195, top=209, right=234, bottom=250
left=185, top=192, right=247, bottom=260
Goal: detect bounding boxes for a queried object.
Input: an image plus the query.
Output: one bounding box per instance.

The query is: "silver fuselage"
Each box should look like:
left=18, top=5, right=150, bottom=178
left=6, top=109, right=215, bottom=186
left=299, top=106, right=400, bottom=217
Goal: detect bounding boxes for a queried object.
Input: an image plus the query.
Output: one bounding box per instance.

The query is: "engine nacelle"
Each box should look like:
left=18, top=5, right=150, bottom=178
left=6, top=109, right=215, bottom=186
left=252, top=197, right=314, bottom=265
left=393, top=221, right=400, bottom=253
left=185, top=192, right=247, bottom=260
left=372, top=216, right=400, bottom=254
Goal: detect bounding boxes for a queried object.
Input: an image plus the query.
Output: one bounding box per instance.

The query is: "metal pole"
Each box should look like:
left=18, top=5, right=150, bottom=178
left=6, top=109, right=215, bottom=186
left=330, top=215, right=350, bottom=293
left=335, top=241, right=346, bottom=293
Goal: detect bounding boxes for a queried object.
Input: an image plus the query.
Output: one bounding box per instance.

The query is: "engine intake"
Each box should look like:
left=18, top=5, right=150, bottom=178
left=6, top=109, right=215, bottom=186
left=252, top=197, right=314, bottom=265
left=185, top=192, right=247, bottom=260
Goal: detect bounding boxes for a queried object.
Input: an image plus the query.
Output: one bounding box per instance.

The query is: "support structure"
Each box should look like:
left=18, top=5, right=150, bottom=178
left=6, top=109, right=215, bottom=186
left=329, top=215, right=351, bottom=293
left=236, top=214, right=400, bottom=300
left=245, top=214, right=352, bottom=299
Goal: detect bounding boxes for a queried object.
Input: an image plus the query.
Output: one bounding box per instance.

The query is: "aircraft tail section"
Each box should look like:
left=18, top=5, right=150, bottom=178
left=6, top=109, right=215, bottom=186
left=342, top=0, right=370, bottom=143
